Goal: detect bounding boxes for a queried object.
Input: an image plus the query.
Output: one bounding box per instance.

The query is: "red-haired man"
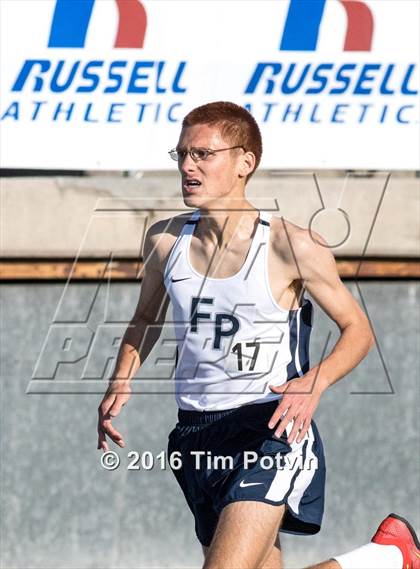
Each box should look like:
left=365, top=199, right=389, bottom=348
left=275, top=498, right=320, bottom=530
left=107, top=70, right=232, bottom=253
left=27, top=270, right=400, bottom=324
left=98, top=102, right=419, bottom=569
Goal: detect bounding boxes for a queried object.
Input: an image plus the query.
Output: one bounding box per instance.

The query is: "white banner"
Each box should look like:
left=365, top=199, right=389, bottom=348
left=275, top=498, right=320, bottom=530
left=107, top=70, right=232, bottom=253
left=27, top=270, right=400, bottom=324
left=1, top=0, right=419, bottom=170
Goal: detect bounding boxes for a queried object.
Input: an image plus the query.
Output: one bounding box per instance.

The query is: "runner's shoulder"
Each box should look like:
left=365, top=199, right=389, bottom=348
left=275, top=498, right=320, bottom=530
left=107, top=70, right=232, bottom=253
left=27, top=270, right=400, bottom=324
left=270, top=215, right=328, bottom=264
left=143, top=212, right=191, bottom=269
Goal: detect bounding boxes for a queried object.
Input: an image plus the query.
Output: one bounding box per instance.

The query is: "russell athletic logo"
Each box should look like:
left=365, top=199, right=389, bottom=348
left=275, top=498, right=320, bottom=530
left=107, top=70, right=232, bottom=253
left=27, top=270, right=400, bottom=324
left=48, top=0, right=147, bottom=48
left=3, top=0, right=187, bottom=125
left=280, top=0, right=374, bottom=51
left=1, top=0, right=417, bottom=128
left=242, top=0, right=417, bottom=126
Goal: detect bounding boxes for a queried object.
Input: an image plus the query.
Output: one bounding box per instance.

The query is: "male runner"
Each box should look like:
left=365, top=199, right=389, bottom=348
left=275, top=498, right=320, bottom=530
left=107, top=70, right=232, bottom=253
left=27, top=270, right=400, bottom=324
left=97, top=101, right=419, bottom=568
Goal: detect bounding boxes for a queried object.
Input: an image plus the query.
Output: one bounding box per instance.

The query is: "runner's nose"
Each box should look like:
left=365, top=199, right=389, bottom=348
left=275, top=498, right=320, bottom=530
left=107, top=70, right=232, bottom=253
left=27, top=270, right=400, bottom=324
left=179, top=151, right=197, bottom=173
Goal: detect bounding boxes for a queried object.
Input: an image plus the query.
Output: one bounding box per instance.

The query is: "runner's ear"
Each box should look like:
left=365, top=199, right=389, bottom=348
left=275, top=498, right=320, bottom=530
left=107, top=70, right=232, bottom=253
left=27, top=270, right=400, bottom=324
left=238, top=150, right=255, bottom=179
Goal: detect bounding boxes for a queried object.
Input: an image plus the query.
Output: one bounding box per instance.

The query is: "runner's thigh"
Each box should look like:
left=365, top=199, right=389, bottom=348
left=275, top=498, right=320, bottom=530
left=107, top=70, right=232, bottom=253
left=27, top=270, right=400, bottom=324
left=203, top=501, right=286, bottom=569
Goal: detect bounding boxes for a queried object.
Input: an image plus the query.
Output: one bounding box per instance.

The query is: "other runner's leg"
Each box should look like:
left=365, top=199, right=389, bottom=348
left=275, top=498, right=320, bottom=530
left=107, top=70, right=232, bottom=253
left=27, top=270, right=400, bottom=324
left=304, top=513, right=420, bottom=569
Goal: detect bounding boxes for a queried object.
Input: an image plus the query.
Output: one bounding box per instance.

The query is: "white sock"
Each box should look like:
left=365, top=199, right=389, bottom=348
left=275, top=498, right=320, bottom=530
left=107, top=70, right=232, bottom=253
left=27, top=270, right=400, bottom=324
left=333, top=542, right=403, bottom=569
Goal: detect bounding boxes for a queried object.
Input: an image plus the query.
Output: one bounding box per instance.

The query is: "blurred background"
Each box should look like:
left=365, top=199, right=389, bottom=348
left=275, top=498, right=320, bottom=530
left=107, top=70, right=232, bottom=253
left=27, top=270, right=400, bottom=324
left=1, top=1, right=419, bottom=568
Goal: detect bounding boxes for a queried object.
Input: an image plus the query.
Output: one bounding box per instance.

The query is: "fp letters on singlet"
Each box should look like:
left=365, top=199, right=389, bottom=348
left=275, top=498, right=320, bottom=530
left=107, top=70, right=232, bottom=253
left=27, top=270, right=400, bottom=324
left=191, top=296, right=275, bottom=377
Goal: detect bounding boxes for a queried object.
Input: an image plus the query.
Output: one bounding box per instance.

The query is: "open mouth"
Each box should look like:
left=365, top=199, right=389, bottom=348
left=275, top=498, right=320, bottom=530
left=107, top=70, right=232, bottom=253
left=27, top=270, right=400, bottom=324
left=183, top=179, right=202, bottom=191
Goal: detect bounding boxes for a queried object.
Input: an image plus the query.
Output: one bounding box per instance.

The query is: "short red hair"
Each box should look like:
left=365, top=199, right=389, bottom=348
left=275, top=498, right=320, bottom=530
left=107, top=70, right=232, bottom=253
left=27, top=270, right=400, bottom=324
left=182, top=101, right=262, bottom=181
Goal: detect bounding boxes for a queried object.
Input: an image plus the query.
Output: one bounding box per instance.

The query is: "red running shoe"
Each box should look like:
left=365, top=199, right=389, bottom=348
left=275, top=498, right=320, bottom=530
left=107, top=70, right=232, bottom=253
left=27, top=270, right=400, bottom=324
left=371, top=513, right=420, bottom=569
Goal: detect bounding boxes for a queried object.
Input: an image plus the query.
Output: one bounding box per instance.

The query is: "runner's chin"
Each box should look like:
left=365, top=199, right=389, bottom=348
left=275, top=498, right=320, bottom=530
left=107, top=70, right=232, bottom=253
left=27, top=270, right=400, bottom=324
left=183, top=195, right=200, bottom=208
left=182, top=192, right=210, bottom=208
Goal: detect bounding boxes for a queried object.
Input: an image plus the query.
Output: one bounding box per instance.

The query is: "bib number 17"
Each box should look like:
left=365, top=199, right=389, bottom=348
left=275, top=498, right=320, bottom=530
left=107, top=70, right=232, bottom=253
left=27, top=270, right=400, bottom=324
left=231, top=341, right=260, bottom=371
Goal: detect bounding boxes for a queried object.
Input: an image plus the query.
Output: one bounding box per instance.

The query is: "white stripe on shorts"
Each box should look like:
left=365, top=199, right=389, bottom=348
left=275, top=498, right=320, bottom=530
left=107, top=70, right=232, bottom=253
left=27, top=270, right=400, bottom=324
left=264, top=425, right=317, bottom=513
left=287, top=427, right=317, bottom=514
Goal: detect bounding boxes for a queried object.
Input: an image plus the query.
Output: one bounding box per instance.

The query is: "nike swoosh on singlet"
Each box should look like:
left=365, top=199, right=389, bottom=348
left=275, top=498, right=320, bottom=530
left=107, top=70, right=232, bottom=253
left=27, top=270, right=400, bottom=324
left=171, top=277, right=192, bottom=282
left=239, top=480, right=264, bottom=488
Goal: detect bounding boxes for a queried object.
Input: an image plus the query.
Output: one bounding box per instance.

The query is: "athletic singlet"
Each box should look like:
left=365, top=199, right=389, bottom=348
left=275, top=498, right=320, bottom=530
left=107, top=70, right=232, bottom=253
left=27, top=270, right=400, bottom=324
left=163, top=209, right=313, bottom=411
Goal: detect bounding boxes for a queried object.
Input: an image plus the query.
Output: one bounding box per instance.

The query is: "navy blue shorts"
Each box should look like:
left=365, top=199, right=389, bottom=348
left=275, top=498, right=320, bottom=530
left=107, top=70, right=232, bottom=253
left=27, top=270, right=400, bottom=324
left=167, top=399, right=326, bottom=547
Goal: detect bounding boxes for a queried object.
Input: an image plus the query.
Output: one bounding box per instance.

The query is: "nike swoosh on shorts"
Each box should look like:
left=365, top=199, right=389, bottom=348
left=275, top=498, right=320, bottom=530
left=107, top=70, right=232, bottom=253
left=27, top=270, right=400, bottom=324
left=239, top=480, right=264, bottom=488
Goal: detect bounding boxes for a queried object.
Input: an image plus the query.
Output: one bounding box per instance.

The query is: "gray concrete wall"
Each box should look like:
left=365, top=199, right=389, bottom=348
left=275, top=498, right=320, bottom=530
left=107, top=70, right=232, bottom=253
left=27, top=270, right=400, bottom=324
left=2, top=172, right=419, bottom=257
left=1, top=281, right=419, bottom=568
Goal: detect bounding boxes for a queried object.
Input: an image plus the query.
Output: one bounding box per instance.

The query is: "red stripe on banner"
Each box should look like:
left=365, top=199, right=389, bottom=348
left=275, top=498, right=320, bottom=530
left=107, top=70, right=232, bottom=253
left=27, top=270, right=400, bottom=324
left=114, top=0, right=147, bottom=48
left=339, top=0, right=374, bottom=51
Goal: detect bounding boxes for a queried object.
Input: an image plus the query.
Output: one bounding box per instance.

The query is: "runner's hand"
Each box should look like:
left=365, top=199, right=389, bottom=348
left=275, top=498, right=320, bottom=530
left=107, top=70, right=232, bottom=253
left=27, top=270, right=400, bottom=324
left=97, top=381, right=131, bottom=452
left=268, top=374, right=325, bottom=445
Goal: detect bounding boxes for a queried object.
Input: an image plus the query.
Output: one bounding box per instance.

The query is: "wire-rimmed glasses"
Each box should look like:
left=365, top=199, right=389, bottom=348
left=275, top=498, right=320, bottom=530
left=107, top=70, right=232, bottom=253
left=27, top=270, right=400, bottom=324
left=168, top=146, right=245, bottom=162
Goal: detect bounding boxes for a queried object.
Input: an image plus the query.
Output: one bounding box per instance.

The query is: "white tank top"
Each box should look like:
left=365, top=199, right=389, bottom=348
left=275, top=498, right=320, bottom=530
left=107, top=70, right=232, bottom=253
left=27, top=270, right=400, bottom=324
left=163, top=209, right=313, bottom=411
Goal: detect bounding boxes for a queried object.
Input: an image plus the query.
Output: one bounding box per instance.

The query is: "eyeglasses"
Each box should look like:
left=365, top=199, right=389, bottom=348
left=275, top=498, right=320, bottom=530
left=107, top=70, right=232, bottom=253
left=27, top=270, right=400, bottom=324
left=168, top=146, right=245, bottom=163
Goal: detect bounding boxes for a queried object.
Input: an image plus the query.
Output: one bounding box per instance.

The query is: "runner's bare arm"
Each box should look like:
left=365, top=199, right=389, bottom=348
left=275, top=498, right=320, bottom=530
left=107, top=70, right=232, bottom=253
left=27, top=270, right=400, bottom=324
left=269, top=226, right=375, bottom=444
left=97, top=221, right=171, bottom=451
left=111, top=223, right=171, bottom=381
left=294, top=227, right=374, bottom=387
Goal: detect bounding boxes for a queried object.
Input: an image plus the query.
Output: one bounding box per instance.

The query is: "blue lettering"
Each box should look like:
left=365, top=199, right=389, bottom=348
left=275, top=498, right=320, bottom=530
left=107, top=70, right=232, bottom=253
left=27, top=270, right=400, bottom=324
left=358, top=104, right=371, bottom=123
left=309, top=103, right=321, bottom=123
left=1, top=101, right=19, bottom=120
left=154, top=103, right=161, bottom=122
left=331, top=104, right=348, bottom=123
left=84, top=103, right=99, bottom=122
left=51, top=60, right=80, bottom=93
left=168, top=103, right=182, bottom=122
left=401, top=64, right=418, bottom=95
left=244, top=63, right=282, bottom=94
left=379, top=64, right=395, bottom=95
left=396, top=105, right=413, bottom=123
left=172, top=62, right=187, bottom=93
left=53, top=102, right=74, bottom=121
left=155, top=62, right=166, bottom=94
left=354, top=64, right=381, bottom=95
left=104, top=61, right=127, bottom=93
left=127, top=61, right=154, bottom=93
left=107, top=103, right=124, bottom=122
left=306, top=63, right=333, bottom=94
left=76, top=61, right=103, bottom=93
left=379, top=105, right=388, bottom=123
left=263, top=102, right=277, bottom=122
left=9, top=59, right=187, bottom=95
left=32, top=101, right=46, bottom=120
left=282, top=104, right=302, bottom=122
left=12, top=60, right=51, bottom=92
left=281, top=63, right=310, bottom=94
left=137, top=103, right=151, bottom=122
left=330, top=64, right=356, bottom=95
